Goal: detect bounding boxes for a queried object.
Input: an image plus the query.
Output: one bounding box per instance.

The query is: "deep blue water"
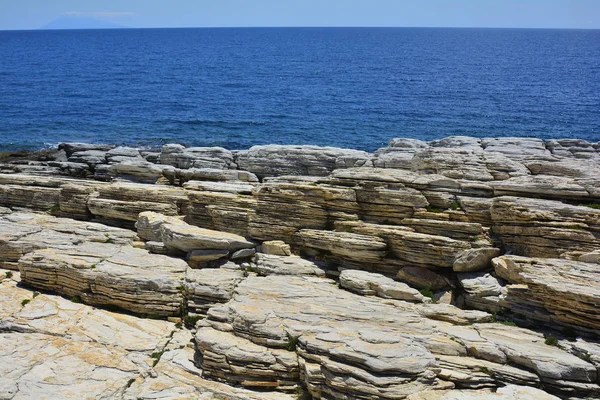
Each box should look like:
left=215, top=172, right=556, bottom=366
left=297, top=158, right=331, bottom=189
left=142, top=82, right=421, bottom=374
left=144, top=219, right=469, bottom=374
left=0, top=27, right=599, bottom=152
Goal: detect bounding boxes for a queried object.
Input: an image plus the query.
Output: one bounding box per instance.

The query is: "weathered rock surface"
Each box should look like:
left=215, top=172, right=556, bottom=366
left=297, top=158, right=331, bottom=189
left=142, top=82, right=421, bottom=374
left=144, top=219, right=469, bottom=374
left=196, top=274, right=597, bottom=398
left=0, top=211, right=137, bottom=270
left=339, top=269, right=428, bottom=302
left=161, top=221, right=255, bottom=252
left=19, top=242, right=188, bottom=316
left=493, top=256, right=600, bottom=333
left=252, top=253, right=326, bottom=276
left=236, top=144, right=371, bottom=178
left=2, top=137, right=600, bottom=399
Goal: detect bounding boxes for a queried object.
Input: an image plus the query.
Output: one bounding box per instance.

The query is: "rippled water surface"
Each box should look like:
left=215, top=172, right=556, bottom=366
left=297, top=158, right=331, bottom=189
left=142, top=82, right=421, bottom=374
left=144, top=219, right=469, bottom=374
left=0, top=27, right=599, bottom=151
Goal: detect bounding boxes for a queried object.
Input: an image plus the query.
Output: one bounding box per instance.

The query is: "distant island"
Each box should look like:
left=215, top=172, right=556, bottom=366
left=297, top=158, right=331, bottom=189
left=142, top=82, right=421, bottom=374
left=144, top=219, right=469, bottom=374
left=40, top=15, right=126, bottom=30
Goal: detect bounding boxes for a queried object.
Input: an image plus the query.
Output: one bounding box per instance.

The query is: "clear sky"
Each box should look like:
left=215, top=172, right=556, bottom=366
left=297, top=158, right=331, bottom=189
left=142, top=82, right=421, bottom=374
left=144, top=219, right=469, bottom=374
left=1, top=0, right=599, bottom=30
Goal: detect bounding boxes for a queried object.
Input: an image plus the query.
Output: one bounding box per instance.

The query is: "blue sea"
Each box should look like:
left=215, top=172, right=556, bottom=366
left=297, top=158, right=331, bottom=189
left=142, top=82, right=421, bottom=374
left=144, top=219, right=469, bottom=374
left=0, top=27, right=599, bottom=152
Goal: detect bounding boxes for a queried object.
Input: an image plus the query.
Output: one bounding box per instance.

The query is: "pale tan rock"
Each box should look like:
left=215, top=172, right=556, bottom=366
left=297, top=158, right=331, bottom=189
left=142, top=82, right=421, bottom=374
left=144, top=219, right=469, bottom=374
left=493, top=256, right=600, bottom=332
left=294, top=229, right=387, bottom=263
left=339, top=269, right=427, bottom=303
left=19, top=242, right=188, bottom=317
left=253, top=253, right=326, bottom=277
left=453, top=248, right=501, bottom=272
left=161, top=222, right=255, bottom=252
left=185, top=267, right=245, bottom=315
left=260, top=240, right=292, bottom=256
left=135, top=211, right=186, bottom=241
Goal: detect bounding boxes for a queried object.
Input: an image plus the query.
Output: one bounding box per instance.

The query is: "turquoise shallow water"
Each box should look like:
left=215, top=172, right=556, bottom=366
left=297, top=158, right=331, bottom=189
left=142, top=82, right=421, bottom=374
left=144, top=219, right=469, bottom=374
left=0, top=27, right=599, bottom=151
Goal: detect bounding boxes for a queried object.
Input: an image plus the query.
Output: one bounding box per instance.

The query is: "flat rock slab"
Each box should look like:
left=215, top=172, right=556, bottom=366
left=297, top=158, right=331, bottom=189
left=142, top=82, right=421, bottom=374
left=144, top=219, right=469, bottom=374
left=0, top=212, right=137, bottom=270
left=339, top=269, right=427, bottom=302
left=19, top=242, right=188, bottom=317
left=252, top=253, right=326, bottom=276
left=161, top=222, right=255, bottom=252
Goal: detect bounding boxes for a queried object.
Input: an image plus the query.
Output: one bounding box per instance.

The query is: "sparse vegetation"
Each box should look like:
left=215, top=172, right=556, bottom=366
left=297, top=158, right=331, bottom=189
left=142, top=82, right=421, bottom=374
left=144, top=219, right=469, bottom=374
left=479, top=366, right=493, bottom=376
left=32, top=291, right=40, bottom=298
left=449, top=200, right=462, bottom=211
left=545, top=336, right=559, bottom=347
left=183, top=315, right=203, bottom=329
left=90, top=264, right=97, bottom=269
left=104, top=234, right=114, bottom=244
left=48, top=204, right=60, bottom=215
left=70, top=295, right=82, bottom=304
left=579, top=203, right=600, bottom=210
left=426, top=206, right=442, bottom=213
left=150, top=350, right=165, bottom=367
left=578, top=353, right=592, bottom=363
left=21, top=299, right=30, bottom=307
left=498, top=320, right=517, bottom=327
left=286, top=335, right=300, bottom=352
left=5, top=271, right=13, bottom=279
left=419, top=288, right=436, bottom=303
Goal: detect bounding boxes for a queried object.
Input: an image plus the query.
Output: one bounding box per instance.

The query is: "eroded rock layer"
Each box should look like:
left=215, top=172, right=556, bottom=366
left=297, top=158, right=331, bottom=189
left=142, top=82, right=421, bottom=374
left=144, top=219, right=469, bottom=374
left=1, top=136, right=599, bottom=399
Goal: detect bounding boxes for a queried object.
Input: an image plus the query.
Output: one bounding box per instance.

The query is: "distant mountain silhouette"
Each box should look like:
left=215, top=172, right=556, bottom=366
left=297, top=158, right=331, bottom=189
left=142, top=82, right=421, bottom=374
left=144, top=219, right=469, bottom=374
left=41, top=16, right=126, bottom=30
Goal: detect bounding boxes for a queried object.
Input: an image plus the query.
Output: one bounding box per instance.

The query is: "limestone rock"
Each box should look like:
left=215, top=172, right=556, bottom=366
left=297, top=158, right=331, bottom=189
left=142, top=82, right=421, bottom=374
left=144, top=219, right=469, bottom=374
left=294, top=229, right=387, bottom=263
left=196, top=327, right=299, bottom=390
left=260, top=240, right=292, bottom=256
left=185, top=266, right=245, bottom=315
left=236, top=144, right=370, bottom=178
left=187, top=249, right=230, bottom=266
left=135, top=211, right=186, bottom=242
left=252, top=253, right=326, bottom=277
left=161, top=222, right=255, bottom=252
left=493, top=256, right=600, bottom=333
left=339, top=269, right=427, bottom=302
left=453, top=248, right=501, bottom=272
left=19, top=242, right=188, bottom=316
left=164, top=167, right=259, bottom=185
left=160, top=144, right=234, bottom=169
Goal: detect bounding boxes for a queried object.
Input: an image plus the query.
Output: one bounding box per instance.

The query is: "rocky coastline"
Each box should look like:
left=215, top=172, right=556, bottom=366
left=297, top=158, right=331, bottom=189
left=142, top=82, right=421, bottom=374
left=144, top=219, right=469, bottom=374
left=1, top=136, right=599, bottom=399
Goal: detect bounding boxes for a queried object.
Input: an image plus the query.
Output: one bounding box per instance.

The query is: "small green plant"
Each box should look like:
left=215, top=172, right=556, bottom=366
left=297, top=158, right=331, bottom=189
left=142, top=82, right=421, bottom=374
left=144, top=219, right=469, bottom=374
left=104, top=234, right=114, bottom=244
left=48, top=204, right=60, bottom=215
left=150, top=350, right=165, bottom=367
left=578, top=353, right=592, bottom=363
left=479, top=366, right=493, bottom=376
left=419, top=288, right=436, bottom=302
left=183, top=315, right=203, bottom=330
left=70, top=295, right=82, bottom=304
left=449, top=201, right=462, bottom=211
left=5, top=271, right=13, bottom=279
left=286, top=335, right=300, bottom=352
left=175, top=322, right=182, bottom=329
left=498, top=320, right=517, bottom=327
left=565, top=224, right=586, bottom=231
left=21, top=299, right=30, bottom=307
left=90, top=264, right=97, bottom=269
left=579, top=203, right=600, bottom=210
left=32, top=291, right=40, bottom=298
left=545, top=336, right=559, bottom=347
left=426, top=206, right=442, bottom=213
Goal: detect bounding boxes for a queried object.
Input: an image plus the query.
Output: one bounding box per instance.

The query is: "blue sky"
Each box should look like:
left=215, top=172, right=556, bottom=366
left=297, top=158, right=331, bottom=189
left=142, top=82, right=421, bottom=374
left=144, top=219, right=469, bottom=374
left=1, top=0, right=599, bottom=30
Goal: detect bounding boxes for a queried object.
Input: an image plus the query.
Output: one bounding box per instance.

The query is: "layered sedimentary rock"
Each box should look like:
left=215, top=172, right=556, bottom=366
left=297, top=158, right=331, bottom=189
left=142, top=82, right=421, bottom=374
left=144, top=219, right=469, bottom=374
left=19, top=242, right=188, bottom=316
left=1, top=136, right=600, bottom=399
left=492, top=256, right=600, bottom=333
